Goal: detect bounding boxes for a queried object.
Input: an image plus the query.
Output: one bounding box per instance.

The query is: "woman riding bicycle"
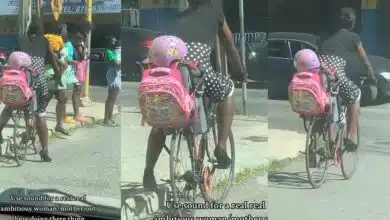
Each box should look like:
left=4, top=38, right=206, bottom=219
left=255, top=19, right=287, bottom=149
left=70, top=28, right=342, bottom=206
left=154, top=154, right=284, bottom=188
left=142, top=0, right=246, bottom=192
left=318, top=7, right=376, bottom=151
left=0, top=23, right=57, bottom=162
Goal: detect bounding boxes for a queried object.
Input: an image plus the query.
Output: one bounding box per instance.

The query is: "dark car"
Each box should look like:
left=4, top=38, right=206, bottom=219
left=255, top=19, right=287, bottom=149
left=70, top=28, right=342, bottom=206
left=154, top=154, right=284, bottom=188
left=121, top=28, right=164, bottom=81
left=267, top=32, right=390, bottom=104
left=234, top=32, right=267, bottom=82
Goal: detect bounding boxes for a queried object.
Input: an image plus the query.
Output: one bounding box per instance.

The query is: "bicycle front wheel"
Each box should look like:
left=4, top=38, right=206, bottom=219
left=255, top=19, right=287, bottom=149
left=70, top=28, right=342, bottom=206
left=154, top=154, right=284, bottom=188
left=169, top=131, right=197, bottom=206
left=305, top=118, right=329, bottom=189
left=12, top=111, right=27, bottom=166
left=199, top=124, right=235, bottom=202
left=340, top=122, right=359, bottom=180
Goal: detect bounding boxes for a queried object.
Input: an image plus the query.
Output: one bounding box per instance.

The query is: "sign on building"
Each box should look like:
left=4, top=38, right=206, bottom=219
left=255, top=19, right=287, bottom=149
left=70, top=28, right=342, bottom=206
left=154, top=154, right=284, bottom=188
left=0, top=0, right=120, bottom=15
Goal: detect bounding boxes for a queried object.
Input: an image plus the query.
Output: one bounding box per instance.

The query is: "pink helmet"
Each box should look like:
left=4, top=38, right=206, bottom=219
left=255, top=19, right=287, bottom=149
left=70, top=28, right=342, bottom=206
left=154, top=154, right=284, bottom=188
left=7, top=51, right=32, bottom=69
left=148, top=35, right=187, bottom=67
left=294, top=49, right=320, bottom=72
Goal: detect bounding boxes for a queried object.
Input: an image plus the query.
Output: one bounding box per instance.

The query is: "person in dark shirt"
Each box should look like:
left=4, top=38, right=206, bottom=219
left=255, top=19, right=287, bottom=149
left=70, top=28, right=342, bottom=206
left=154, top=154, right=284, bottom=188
left=0, top=23, right=59, bottom=162
left=318, top=7, right=375, bottom=151
left=142, top=0, right=246, bottom=192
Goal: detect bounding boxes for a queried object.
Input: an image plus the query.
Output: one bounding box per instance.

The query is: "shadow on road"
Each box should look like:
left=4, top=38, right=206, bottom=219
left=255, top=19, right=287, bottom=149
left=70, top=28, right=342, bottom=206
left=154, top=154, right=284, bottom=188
left=268, top=171, right=344, bottom=189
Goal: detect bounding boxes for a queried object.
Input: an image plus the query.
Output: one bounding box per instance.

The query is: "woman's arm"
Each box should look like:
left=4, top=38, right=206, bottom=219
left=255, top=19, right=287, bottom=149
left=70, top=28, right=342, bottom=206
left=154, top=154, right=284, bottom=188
left=218, top=20, right=246, bottom=80
left=46, top=43, right=61, bottom=76
left=356, top=42, right=376, bottom=81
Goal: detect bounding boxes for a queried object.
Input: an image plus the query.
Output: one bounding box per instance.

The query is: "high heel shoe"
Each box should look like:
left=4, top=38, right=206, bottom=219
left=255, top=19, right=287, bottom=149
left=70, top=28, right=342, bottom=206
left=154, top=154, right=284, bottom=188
left=142, top=170, right=158, bottom=192
left=39, top=150, right=52, bottom=162
left=214, top=148, right=231, bottom=169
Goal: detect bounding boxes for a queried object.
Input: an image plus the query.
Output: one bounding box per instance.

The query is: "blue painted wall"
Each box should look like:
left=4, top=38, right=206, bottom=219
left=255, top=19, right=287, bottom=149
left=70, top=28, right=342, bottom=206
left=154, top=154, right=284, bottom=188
left=360, top=0, right=378, bottom=54
left=0, top=34, right=17, bottom=50
left=360, top=9, right=377, bottom=54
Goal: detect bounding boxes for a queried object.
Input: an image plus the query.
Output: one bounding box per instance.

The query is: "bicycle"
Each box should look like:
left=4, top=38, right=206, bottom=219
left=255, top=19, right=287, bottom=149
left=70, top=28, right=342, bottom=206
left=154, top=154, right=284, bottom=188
left=303, top=72, right=359, bottom=189
left=6, top=106, right=39, bottom=166
left=139, top=61, right=235, bottom=210
left=0, top=68, right=39, bottom=167
left=167, top=63, right=235, bottom=206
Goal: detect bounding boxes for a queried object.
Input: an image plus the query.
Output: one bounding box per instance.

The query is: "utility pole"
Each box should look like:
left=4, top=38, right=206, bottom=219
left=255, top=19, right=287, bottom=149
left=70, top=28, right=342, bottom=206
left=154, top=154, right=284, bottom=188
left=81, top=0, right=93, bottom=107
left=239, top=0, right=247, bottom=115
left=18, top=0, right=32, bottom=37
left=35, top=0, right=43, bottom=32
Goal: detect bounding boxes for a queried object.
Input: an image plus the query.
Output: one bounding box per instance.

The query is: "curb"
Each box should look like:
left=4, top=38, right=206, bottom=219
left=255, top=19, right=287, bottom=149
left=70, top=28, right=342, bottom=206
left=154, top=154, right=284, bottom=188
left=47, top=116, right=98, bottom=139
left=120, top=156, right=300, bottom=220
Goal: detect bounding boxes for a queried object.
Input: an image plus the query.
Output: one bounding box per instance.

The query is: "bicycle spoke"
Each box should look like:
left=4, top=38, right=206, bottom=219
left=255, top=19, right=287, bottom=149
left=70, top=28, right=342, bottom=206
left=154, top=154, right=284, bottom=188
left=340, top=123, right=359, bottom=179
left=305, top=119, right=329, bottom=189
left=199, top=125, right=235, bottom=203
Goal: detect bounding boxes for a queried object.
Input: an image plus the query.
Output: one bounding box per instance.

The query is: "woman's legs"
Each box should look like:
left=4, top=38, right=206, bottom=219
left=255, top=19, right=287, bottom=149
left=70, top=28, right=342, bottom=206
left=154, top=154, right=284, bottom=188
left=55, top=90, right=68, bottom=134
left=0, top=106, right=13, bottom=143
left=104, top=86, right=119, bottom=124
left=215, top=95, right=235, bottom=168
left=143, top=128, right=166, bottom=191
left=72, top=84, right=87, bottom=121
left=346, top=101, right=360, bottom=149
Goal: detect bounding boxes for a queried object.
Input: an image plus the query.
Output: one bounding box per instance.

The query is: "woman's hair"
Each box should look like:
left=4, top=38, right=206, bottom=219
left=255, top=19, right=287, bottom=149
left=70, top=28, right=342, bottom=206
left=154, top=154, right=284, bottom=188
left=47, top=22, right=65, bottom=35
left=67, top=20, right=92, bottom=37
left=27, top=22, right=40, bottom=35
left=116, top=40, right=121, bottom=47
left=339, top=7, right=356, bottom=29
left=106, top=36, right=116, bottom=47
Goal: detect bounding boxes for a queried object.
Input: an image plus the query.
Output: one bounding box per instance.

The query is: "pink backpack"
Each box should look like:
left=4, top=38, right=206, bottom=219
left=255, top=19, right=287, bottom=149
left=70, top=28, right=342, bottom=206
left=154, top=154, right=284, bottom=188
left=288, top=70, right=329, bottom=116
left=0, top=68, right=33, bottom=108
left=138, top=62, right=197, bottom=128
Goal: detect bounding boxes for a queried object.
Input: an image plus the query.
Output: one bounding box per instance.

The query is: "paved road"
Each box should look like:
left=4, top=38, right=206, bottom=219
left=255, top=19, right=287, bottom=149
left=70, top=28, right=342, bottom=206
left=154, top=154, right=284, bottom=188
left=268, top=100, right=390, bottom=220
left=0, top=123, right=121, bottom=200
left=193, top=174, right=267, bottom=218
left=89, top=82, right=268, bottom=117
left=150, top=174, right=268, bottom=218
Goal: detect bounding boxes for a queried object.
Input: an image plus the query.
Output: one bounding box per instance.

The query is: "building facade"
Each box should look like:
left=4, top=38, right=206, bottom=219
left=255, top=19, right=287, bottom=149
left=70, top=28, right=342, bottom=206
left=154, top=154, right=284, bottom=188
left=0, top=0, right=121, bottom=50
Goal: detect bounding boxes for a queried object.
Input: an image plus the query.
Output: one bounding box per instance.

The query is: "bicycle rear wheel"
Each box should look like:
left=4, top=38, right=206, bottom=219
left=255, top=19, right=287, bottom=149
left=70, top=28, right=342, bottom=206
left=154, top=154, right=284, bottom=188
left=12, top=111, right=27, bottom=166
left=305, top=118, right=329, bottom=189
left=169, top=131, right=197, bottom=206
left=26, top=121, right=39, bottom=154
left=340, top=122, right=359, bottom=180
left=199, top=124, right=235, bottom=202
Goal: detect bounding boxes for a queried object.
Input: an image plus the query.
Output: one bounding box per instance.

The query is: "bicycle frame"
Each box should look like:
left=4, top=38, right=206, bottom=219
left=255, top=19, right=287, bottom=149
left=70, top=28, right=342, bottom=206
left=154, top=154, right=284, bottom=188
left=302, top=77, right=347, bottom=165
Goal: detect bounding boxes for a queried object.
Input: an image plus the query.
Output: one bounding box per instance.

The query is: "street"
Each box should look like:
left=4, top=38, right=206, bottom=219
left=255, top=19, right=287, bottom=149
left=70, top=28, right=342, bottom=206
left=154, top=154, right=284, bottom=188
left=192, top=174, right=267, bottom=218
left=268, top=100, right=390, bottom=220
left=151, top=174, right=268, bottom=218
left=119, top=82, right=269, bottom=219
left=0, top=122, right=121, bottom=201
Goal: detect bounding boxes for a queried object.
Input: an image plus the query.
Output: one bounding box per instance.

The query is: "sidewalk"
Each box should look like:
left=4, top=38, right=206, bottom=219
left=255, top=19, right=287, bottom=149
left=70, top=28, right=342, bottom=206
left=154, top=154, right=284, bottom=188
left=120, top=108, right=269, bottom=219
left=0, top=100, right=119, bottom=154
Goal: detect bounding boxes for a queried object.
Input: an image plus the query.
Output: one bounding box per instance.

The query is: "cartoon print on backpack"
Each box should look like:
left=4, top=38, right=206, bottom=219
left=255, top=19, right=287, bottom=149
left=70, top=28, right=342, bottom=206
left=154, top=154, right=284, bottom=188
left=138, top=35, right=197, bottom=128
left=0, top=51, right=34, bottom=108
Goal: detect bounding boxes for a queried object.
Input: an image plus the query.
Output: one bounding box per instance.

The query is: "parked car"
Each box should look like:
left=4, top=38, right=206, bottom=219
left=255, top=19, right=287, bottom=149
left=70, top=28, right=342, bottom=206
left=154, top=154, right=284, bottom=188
left=267, top=32, right=390, bottom=105
left=121, top=28, right=164, bottom=81
left=234, top=32, right=267, bottom=82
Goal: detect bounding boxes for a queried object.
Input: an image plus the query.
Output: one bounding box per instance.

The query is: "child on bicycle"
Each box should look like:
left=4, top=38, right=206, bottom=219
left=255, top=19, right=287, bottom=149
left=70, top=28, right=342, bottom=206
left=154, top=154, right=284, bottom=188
left=293, top=49, right=333, bottom=90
